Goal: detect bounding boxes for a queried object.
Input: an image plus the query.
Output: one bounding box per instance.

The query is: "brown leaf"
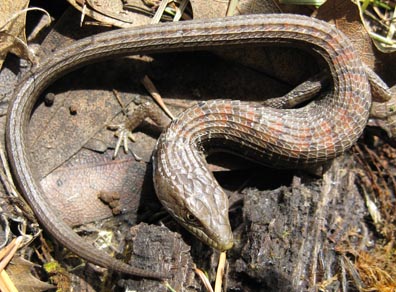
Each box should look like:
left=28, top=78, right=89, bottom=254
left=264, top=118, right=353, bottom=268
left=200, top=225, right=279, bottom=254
left=0, top=0, right=30, bottom=68
left=6, top=257, right=55, bottom=292
left=315, top=0, right=376, bottom=67
left=0, top=31, right=36, bottom=66
left=66, top=0, right=152, bottom=27
left=191, top=0, right=281, bottom=19
left=40, top=150, right=150, bottom=226
left=28, top=88, right=129, bottom=178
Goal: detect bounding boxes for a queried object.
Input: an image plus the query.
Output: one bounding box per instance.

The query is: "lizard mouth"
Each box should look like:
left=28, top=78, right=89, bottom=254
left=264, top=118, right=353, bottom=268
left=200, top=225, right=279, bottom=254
left=181, top=221, right=234, bottom=251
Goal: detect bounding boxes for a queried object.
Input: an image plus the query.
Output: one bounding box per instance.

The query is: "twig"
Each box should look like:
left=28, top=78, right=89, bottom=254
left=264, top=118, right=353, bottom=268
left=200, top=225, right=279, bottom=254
left=141, top=75, right=175, bottom=120
left=112, top=89, right=127, bottom=115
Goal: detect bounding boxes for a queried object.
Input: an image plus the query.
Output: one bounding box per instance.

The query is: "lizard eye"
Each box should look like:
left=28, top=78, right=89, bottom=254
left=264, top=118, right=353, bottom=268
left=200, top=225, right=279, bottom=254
left=186, top=212, right=199, bottom=224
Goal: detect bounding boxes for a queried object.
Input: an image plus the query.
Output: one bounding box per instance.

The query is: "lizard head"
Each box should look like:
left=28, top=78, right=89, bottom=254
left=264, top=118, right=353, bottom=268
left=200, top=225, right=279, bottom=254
left=153, top=147, right=234, bottom=251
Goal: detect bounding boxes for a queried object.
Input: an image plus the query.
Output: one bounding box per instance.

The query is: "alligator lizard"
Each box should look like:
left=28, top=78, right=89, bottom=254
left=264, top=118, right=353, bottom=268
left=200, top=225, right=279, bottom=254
left=6, top=14, right=394, bottom=279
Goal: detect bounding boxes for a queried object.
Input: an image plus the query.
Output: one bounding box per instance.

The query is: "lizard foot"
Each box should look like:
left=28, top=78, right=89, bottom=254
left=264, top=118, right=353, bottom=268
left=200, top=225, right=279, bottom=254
left=107, top=123, right=142, bottom=161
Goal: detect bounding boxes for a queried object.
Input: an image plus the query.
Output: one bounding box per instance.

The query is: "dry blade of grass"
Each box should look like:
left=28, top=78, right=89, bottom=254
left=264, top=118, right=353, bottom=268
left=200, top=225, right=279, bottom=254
left=214, top=251, right=227, bottom=292
left=354, top=0, right=396, bottom=52
left=194, top=267, right=214, bottom=292
left=0, top=237, right=24, bottom=292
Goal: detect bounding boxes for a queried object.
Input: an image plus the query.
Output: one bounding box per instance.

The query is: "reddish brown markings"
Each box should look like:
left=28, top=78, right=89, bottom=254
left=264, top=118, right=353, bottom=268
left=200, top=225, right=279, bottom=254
left=318, top=120, right=333, bottom=137
left=337, top=108, right=353, bottom=131
left=193, top=106, right=205, bottom=117
left=246, top=108, right=255, bottom=121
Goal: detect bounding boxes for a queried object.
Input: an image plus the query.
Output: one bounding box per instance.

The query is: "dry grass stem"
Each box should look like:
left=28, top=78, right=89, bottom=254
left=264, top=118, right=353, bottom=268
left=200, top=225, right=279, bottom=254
left=194, top=268, right=214, bottom=292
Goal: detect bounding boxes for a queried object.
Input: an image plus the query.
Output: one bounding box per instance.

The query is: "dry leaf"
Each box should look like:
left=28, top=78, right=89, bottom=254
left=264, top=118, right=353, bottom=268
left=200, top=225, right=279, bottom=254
left=67, top=0, right=152, bottom=27
left=315, top=0, right=376, bottom=67
left=0, top=0, right=30, bottom=69
left=191, top=0, right=281, bottom=19
left=40, top=150, right=147, bottom=226
left=0, top=31, right=36, bottom=66
left=7, top=257, right=55, bottom=292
